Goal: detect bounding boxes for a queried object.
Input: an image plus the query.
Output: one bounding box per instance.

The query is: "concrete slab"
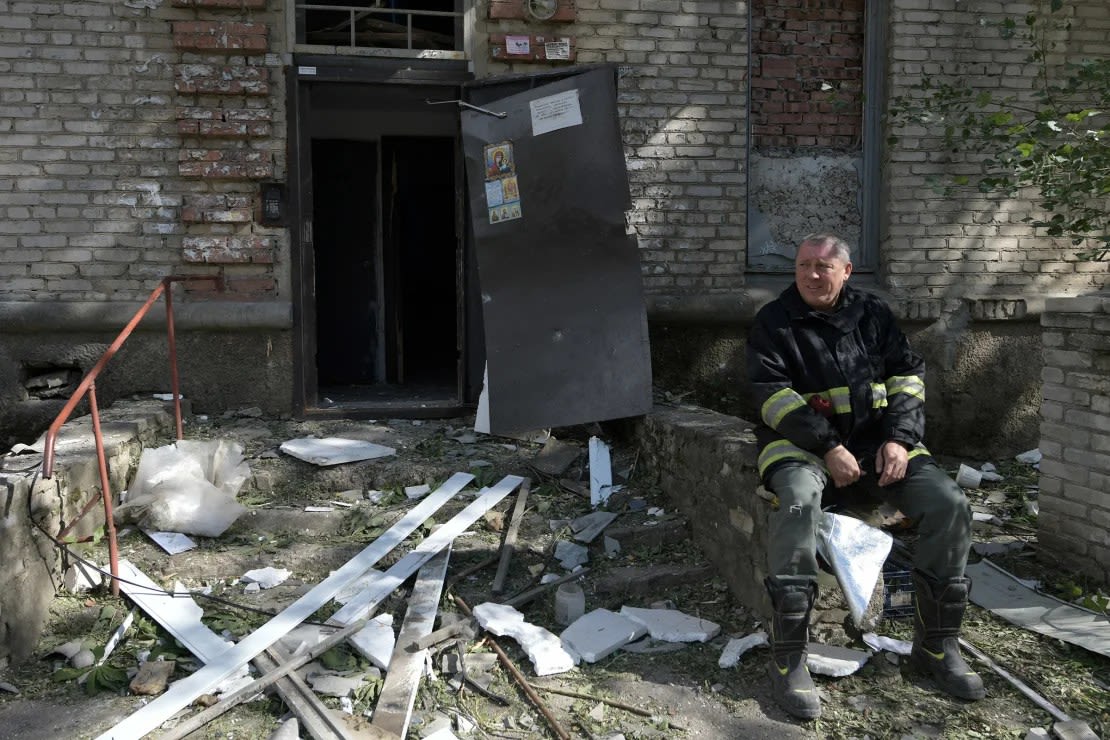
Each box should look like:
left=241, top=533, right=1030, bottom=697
left=570, top=511, right=618, bottom=543
left=619, top=606, right=721, bottom=643
left=807, top=643, right=871, bottom=677
left=560, top=608, right=647, bottom=663
left=554, top=540, right=588, bottom=570
left=473, top=602, right=576, bottom=676
left=718, top=632, right=768, bottom=668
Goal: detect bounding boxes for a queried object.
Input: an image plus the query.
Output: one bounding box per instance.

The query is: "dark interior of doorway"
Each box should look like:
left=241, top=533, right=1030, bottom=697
left=312, top=136, right=459, bottom=408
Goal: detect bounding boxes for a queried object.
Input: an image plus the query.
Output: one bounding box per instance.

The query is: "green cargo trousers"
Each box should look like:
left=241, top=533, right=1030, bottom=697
left=766, top=460, right=972, bottom=584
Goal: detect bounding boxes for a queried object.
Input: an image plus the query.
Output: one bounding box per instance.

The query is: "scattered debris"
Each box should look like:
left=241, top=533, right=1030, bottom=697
left=242, top=567, right=292, bottom=590
left=959, top=638, right=1100, bottom=739
left=618, top=606, right=720, bottom=643
left=560, top=609, right=646, bottom=663
left=405, top=483, right=431, bottom=499
left=62, top=561, right=103, bottom=592
left=966, top=560, right=1110, bottom=658
left=718, top=632, right=768, bottom=668
left=861, top=633, right=911, bottom=656
left=531, top=437, right=581, bottom=477
left=142, top=530, right=197, bottom=555
left=570, top=511, right=618, bottom=544
left=472, top=602, right=576, bottom=676
left=588, top=436, right=613, bottom=506
left=129, top=660, right=176, bottom=696
left=98, top=473, right=488, bottom=739
left=491, top=479, right=531, bottom=595
left=807, top=643, right=871, bottom=677
left=554, top=540, right=589, bottom=570
left=279, top=437, right=396, bottom=466
left=1016, top=448, right=1043, bottom=465
left=371, top=548, right=452, bottom=738
left=956, top=463, right=983, bottom=489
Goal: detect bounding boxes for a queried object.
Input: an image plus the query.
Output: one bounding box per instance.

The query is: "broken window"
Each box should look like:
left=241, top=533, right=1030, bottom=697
left=747, top=0, right=880, bottom=270
left=295, top=0, right=464, bottom=53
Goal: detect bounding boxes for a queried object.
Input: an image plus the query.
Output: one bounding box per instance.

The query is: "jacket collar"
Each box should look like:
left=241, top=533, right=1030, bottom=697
left=781, top=283, right=866, bottom=331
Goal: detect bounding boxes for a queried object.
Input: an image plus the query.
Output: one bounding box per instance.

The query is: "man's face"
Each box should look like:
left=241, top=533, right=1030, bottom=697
left=795, top=240, right=852, bottom=311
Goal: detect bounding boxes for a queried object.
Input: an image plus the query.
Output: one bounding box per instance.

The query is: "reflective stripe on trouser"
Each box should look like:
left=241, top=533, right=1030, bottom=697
left=766, top=460, right=972, bottom=583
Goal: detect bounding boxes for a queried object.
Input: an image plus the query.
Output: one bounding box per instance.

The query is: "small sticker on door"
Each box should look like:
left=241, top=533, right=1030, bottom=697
left=484, top=142, right=522, bottom=224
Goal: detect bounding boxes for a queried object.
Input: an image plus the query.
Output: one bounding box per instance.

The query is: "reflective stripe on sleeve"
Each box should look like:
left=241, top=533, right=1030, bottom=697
left=886, top=375, right=925, bottom=401
left=761, top=388, right=808, bottom=429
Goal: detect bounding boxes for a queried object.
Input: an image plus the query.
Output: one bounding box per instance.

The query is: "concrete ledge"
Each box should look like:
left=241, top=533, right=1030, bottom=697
left=0, top=300, right=293, bottom=332
left=0, top=399, right=173, bottom=668
left=631, top=404, right=771, bottom=615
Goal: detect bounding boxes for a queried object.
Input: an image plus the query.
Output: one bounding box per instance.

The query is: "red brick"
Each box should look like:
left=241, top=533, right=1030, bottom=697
left=172, top=21, right=268, bottom=55
left=225, top=276, right=275, bottom=296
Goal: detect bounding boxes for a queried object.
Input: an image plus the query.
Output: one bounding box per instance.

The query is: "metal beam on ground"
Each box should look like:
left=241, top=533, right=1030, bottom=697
left=96, top=472, right=475, bottom=740
left=371, top=547, right=452, bottom=737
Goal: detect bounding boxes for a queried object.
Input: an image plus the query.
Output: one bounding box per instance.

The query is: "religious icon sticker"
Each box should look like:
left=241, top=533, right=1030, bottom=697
left=483, top=142, right=522, bottom=224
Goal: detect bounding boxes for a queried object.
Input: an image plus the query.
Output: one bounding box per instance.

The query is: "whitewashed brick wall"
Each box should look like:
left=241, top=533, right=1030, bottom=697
left=1038, top=296, right=1110, bottom=585
left=0, top=0, right=287, bottom=303
left=886, top=0, right=1110, bottom=303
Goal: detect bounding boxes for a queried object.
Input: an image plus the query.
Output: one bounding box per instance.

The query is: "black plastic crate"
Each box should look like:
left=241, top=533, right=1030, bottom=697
left=882, top=565, right=915, bottom=620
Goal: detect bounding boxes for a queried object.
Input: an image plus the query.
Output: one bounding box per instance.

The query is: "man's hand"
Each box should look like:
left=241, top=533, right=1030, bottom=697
left=824, top=445, right=861, bottom=488
left=875, top=441, right=909, bottom=487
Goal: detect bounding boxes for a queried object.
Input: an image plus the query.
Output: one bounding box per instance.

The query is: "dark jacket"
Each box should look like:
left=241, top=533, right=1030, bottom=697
left=746, top=283, right=934, bottom=483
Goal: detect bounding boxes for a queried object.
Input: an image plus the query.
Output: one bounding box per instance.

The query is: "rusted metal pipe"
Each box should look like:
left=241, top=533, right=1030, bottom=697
left=87, top=384, right=120, bottom=596
left=39, top=275, right=219, bottom=593
left=41, top=281, right=167, bottom=479
left=164, top=277, right=184, bottom=441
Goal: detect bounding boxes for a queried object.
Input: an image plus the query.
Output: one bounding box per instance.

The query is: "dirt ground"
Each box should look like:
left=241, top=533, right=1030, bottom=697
left=0, top=404, right=1107, bottom=740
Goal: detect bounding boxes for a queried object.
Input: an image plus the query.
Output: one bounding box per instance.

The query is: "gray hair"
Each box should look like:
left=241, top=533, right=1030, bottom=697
left=799, top=233, right=852, bottom=263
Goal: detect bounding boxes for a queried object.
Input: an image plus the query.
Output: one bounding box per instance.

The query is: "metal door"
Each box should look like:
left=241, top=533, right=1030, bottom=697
left=461, top=66, right=652, bottom=433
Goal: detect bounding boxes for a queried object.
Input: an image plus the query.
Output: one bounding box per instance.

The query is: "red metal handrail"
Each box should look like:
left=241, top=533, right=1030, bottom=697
left=40, top=275, right=220, bottom=595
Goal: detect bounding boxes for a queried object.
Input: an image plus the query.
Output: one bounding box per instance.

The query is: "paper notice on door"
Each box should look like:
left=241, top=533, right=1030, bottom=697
left=506, top=35, right=531, bottom=55
left=529, top=89, right=582, bottom=137
left=544, top=39, right=570, bottom=61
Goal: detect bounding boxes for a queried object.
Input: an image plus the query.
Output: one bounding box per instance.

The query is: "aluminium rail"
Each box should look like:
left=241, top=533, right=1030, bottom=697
left=40, top=275, right=220, bottom=595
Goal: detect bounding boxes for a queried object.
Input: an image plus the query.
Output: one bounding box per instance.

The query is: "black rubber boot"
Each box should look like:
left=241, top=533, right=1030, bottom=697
left=765, top=577, right=821, bottom=720
left=909, top=570, right=986, bottom=701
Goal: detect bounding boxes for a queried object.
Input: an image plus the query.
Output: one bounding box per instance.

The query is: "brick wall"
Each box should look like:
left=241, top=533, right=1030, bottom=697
left=885, top=0, right=1110, bottom=304
left=0, top=0, right=286, bottom=303
left=750, top=0, right=863, bottom=150
left=1038, top=296, right=1110, bottom=585
left=478, top=0, right=750, bottom=294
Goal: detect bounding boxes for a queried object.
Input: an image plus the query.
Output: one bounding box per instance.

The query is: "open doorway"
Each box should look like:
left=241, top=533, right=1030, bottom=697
left=298, top=78, right=467, bottom=414
left=312, top=135, right=458, bottom=405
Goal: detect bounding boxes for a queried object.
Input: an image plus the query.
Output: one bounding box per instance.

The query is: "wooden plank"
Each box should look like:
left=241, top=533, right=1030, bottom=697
left=328, top=475, right=523, bottom=627
left=370, top=547, right=452, bottom=737
left=120, top=559, right=348, bottom=740
left=158, top=612, right=399, bottom=740
left=255, top=649, right=349, bottom=740
left=96, top=472, right=474, bottom=740
left=491, top=478, right=531, bottom=594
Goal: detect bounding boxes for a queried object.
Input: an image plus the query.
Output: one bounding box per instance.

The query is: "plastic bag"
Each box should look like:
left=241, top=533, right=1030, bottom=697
left=115, top=439, right=249, bottom=537
left=816, top=511, right=892, bottom=628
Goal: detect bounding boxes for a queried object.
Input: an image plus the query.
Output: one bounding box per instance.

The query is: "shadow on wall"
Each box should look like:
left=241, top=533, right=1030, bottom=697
left=648, top=313, right=1042, bottom=460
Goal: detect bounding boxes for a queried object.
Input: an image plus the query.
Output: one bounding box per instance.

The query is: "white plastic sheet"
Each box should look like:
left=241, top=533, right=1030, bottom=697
left=816, top=511, right=892, bottom=628
left=115, top=439, right=249, bottom=537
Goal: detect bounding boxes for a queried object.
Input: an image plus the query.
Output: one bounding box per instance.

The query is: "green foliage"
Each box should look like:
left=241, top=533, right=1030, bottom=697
left=888, top=3, right=1110, bottom=259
